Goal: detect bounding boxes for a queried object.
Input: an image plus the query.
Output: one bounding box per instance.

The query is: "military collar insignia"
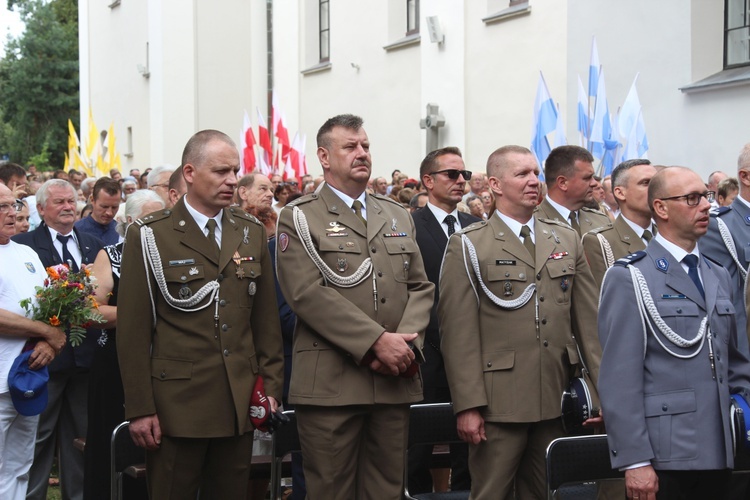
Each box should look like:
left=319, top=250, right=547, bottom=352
left=655, top=258, right=669, bottom=273
left=745, top=215, right=750, bottom=225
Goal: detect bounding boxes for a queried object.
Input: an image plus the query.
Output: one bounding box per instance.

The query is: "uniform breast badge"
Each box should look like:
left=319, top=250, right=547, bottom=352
left=179, top=285, right=193, bottom=299
left=391, top=218, right=398, bottom=231
left=503, top=281, right=513, bottom=297
left=243, top=226, right=250, bottom=245
left=248, top=282, right=257, bottom=296
left=233, top=251, right=244, bottom=279
left=560, top=276, right=570, bottom=292
left=326, top=222, right=348, bottom=237
left=189, top=267, right=199, bottom=276
left=337, top=258, right=348, bottom=273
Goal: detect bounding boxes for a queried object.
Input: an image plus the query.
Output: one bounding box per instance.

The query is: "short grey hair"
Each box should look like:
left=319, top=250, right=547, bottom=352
left=36, top=179, right=76, bottom=207
left=738, top=144, right=750, bottom=171
left=117, top=189, right=165, bottom=237
left=147, top=164, right=176, bottom=188
left=80, top=177, right=97, bottom=197
left=611, top=159, right=652, bottom=189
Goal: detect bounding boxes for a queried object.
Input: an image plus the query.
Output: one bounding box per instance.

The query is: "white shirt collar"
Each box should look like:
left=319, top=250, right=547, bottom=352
left=184, top=196, right=223, bottom=234
left=620, top=214, right=656, bottom=239
left=546, top=195, right=573, bottom=222
left=327, top=184, right=367, bottom=220
left=495, top=210, right=535, bottom=243
left=426, top=202, right=461, bottom=237
left=654, top=233, right=700, bottom=265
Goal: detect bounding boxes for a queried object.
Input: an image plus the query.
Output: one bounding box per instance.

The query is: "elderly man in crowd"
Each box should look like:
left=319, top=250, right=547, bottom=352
left=146, top=164, right=176, bottom=207
left=0, top=184, right=66, bottom=500
left=13, top=179, right=104, bottom=500
left=276, top=114, right=433, bottom=500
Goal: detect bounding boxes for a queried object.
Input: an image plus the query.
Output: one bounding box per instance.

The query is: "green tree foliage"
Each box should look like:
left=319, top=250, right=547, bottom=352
left=0, top=0, right=78, bottom=168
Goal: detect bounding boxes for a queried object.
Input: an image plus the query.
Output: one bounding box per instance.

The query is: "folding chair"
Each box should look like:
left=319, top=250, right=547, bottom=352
left=269, top=410, right=299, bottom=500
left=110, top=421, right=146, bottom=500
left=404, top=402, right=470, bottom=500
left=545, top=434, right=623, bottom=500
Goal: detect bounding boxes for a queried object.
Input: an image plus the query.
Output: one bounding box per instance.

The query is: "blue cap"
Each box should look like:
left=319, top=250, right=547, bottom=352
left=8, top=350, right=49, bottom=417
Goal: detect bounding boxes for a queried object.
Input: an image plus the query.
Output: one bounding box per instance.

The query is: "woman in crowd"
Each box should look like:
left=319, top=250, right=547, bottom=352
left=83, top=190, right=165, bottom=500
left=272, top=182, right=292, bottom=215
left=14, top=199, right=30, bottom=233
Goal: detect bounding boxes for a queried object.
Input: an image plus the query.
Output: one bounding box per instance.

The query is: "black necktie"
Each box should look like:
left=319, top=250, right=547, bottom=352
left=206, top=219, right=220, bottom=258
left=683, top=254, right=704, bottom=300
left=642, top=229, right=653, bottom=242
left=444, top=214, right=457, bottom=236
left=520, top=225, right=535, bottom=262
left=569, top=211, right=581, bottom=236
left=352, top=200, right=367, bottom=227
left=56, top=234, right=79, bottom=272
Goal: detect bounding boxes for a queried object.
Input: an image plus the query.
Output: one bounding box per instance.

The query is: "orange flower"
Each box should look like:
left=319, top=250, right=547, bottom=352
left=84, top=268, right=91, bottom=277
left=49, top=316, right=61, bottom=326
left=47, top=267, right=60, bottom=280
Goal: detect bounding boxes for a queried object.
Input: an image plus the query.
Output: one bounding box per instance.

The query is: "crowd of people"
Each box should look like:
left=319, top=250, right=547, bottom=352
left=2, top=117, right=750, bottom=500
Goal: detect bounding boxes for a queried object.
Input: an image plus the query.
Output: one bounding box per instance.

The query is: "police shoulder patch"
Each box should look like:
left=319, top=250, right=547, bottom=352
left=710, top=206, right=731, bottom=218
left=614, top=250, right=647, bottom=267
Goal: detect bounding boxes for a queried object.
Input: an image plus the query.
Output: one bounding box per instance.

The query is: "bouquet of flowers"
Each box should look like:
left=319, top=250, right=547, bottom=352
left=20, top=264, right=104, bottom=347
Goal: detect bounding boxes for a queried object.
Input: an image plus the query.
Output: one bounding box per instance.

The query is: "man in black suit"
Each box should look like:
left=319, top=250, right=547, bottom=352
left=409, top=147, right=480, bottom=494
left=13, top=179, right=104, bottom=500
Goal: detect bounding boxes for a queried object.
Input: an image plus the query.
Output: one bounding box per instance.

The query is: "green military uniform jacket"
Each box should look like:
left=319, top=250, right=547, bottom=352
left=536, top=197, right=611, bottom=237
left=439, top=213, right=601, bottom=422
left=276, top=184, right=434, bottom=406
left=117, top=198, right=284, bottom=437
left=582, top=215, right=648, bottom=289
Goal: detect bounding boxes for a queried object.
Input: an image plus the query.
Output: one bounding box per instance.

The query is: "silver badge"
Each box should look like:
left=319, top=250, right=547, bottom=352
left=179, top=285, right=192, bottom=299
left=337, top=258, right=348, bottom=273
left=243, top=227, right=250, bottom=245
left=391, top=218, right=398, bottom=231
left=189, top=267, right=199, bottom=276
left=248, top=282, right=257, bottom=296
left=503, top=281, right=513, bottom=297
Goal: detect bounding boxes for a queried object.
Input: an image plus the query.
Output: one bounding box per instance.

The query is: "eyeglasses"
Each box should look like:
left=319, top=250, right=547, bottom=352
left=658, top=191, right=715, bottom=206
left=150, top=183, right=169, bottom=189
left=0, top=202, right=24, bottom=214
left=430, top=169, right=472, bottom=181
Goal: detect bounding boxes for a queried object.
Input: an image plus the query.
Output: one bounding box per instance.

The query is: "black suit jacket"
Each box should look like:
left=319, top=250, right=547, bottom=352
left=13, top=223, right=104, bottom=372
left=412, top=207, right=481, bottom=399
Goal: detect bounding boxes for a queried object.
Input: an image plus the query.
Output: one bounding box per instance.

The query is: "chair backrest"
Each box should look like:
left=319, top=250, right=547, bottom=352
left=407, top=402, right=461, bottom=447
left=110, top=421, right=145, bottom=500
left=270, top=410, right=299, bottom=500
left=546, top=435, right=623, bottom=494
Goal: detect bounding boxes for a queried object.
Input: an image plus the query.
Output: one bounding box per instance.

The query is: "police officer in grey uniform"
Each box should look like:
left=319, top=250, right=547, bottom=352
left=599, top=166, right=750, bottom=500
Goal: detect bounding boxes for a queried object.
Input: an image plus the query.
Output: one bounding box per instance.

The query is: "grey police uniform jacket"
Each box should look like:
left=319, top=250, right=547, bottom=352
left=438, top=213, right=602, bottom=422
left=699, top=199, right=750, bottom=354
left=275, top=184, right=434, bottom=406
left=598, top=241, right=750, bottom=471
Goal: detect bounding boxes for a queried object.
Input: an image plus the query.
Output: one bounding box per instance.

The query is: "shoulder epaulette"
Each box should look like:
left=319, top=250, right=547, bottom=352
left=457, top=220, right=487, bottom=234
left=710, top=206, right=731, bottom=217
left=537, top=217, right=576, bottom=232
left=581, top=206, right=606, bottom=215
left=286, top=193, right=316, bottom=208
left=134, top=209, right=171, bottom=226
left=227, top=207, right=262, bottom=225
left=371, top=192, right=403, bottom=207
left=614, top=250, right=647, bottom=267
left=587, top=223, right=614, bottom=235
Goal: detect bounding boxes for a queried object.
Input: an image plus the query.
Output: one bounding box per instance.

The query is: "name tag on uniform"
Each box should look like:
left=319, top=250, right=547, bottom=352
left=661, top=294, right=687, bottom=299
left=495, top=259, right=516, bottom=265
left=169, top=258, right=195, bottom=266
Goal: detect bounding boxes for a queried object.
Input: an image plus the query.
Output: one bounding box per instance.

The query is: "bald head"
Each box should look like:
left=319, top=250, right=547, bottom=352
left=181, top=130, right=237, bottom=168
left=486, top=145, right=534, bottom=179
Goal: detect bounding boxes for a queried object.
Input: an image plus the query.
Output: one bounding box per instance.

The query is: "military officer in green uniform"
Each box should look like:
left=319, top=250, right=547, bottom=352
left=536, top=145, right=611, bottom=237
left=276, top=114, right=433, bottom=500
left=583, top=159, right=658, bottom=288
left=117, top=130, right=284, bottom=499
left=439, top=145, right=602, bottom=499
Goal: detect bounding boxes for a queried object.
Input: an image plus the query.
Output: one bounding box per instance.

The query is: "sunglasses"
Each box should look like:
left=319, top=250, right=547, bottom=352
left=430, top=169, right=472, bottom=181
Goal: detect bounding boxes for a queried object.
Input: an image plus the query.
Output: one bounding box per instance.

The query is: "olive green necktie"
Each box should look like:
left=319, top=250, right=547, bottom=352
left=520, top=225, right=535, bottom=263
left=352, top=200, right=367, bottom=227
